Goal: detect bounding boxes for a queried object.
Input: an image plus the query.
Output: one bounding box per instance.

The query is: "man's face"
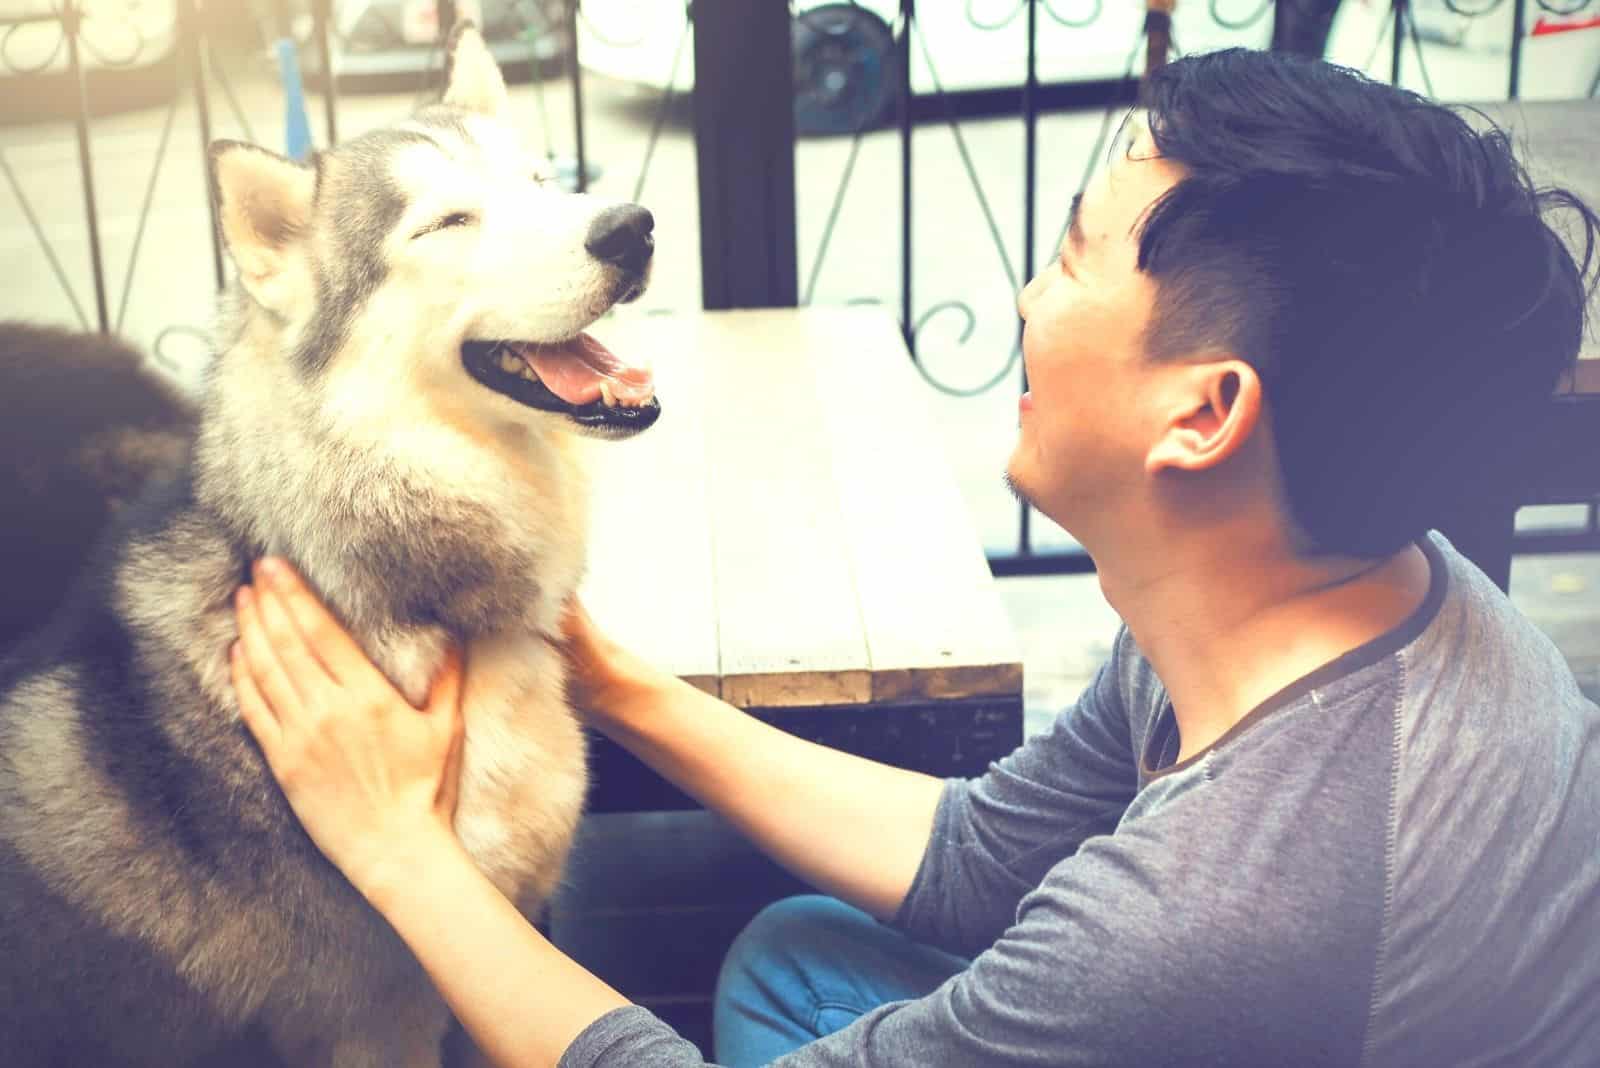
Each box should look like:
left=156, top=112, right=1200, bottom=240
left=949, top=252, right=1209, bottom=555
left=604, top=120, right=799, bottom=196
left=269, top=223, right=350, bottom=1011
left=1007, top=121, right=1188, bottom=542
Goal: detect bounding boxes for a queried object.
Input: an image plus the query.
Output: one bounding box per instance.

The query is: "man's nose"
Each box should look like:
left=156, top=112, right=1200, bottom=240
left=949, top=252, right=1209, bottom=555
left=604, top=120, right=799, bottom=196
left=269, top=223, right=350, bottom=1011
left=585, top=204, right=655, bottom=274
left=1017, top=275, right=1039, bottom=319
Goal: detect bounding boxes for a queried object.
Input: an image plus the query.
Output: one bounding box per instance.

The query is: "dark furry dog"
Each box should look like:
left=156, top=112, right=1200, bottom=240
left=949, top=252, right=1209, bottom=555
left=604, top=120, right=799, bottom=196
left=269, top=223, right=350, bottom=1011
left=0, top=322, right=195, bottom=652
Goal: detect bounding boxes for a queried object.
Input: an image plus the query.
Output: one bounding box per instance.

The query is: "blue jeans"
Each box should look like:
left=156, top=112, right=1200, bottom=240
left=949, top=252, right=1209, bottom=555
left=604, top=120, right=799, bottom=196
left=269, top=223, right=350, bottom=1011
left=712, top=895, right=969, bottom=1067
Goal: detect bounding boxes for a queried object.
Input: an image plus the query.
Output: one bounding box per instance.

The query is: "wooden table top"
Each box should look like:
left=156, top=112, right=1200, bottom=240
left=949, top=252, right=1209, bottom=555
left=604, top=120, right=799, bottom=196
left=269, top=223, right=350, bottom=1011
left=1469, top=99, right=1600, bottom=393
left=578, top=306, right=1024, bottom=710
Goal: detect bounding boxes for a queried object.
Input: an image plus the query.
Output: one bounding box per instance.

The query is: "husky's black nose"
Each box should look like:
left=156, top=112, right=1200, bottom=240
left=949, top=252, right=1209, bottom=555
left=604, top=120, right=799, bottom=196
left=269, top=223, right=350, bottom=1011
left=585, top=205, right=655, bottom=274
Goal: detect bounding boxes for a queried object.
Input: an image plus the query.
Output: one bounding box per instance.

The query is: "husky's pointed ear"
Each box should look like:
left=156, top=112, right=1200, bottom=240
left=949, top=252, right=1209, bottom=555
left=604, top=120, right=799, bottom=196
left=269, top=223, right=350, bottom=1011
left=442, top=20, right=507, bottom=117
left=209, top=140, right=315, bottom=316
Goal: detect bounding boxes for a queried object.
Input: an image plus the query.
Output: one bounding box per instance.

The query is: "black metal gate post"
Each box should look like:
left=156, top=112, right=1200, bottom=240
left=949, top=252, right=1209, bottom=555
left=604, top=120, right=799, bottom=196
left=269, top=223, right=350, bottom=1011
left=693, top=0, right=797, bottom=309
left=312, top=0, right=338, bottom=146
left=1508, top=0, right=1525, bottom=99
left=62, top=0, right=110, bottom=332
left=564, top=0, right=588, bottom=194
left=900, top=0, right=913, bottom=348
left=182, top=0, right=225, bottom=292
left=1390, top=0, right=1405, bottom=86
left=1018, top=0, right=1037, bottom=555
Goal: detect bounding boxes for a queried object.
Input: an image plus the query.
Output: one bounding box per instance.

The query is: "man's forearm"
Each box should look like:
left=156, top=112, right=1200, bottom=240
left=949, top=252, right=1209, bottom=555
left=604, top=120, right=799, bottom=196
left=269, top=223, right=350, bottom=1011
left=361, top=826, right=631, bottom=1068
left=597, top=674, right=945, bottom=920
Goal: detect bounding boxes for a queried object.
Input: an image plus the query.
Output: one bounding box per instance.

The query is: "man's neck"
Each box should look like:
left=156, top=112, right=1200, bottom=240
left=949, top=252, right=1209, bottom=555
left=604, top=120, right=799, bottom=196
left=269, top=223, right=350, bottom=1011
left=1097, top=530, right=1434, bottom=764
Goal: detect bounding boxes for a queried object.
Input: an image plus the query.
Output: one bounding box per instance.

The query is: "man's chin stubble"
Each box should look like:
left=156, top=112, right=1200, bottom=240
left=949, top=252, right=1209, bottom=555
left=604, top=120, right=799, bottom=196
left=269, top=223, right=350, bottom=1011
left=1002, top=471, right=1041, bottom=511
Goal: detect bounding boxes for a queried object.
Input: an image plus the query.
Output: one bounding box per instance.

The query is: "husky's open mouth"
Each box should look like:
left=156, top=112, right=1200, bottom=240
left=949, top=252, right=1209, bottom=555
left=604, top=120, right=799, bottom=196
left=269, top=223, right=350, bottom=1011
left=461, top=335, right=659, bottom=435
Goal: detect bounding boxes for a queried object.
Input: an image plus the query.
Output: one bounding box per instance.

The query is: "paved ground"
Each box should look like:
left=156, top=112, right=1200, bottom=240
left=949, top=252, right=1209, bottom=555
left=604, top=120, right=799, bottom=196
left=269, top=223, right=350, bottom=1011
left=2, top=25, right=1595, bottom=731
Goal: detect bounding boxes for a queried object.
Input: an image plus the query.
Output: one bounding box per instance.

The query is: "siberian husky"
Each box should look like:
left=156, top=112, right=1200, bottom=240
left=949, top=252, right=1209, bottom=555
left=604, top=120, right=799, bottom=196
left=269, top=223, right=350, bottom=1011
left=0, top=21, right=657, bottom=1066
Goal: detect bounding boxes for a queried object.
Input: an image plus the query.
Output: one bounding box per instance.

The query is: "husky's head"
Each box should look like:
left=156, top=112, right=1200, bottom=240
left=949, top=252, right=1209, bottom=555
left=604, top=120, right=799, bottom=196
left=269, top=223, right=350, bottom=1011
left=206, top=21, right=658, bottom=441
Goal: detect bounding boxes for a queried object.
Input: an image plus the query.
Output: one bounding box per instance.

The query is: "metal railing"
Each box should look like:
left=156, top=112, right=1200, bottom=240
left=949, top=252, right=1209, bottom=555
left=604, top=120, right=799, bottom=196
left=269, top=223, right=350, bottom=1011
left=0, top=0, right=697, bottom=370
left=4, top=0, right=1597, bottom=571
left=785, top=0, right=1600, bottom=573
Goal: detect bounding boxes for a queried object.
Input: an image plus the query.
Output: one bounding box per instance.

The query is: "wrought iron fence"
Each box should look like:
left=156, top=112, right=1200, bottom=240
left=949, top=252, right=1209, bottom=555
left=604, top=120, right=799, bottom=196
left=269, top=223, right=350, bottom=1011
left=1, top=0, right=329, bottom=356
left=3, top=0, right=1597, bottom=573
left=785, top=0, right=1600, bottom=573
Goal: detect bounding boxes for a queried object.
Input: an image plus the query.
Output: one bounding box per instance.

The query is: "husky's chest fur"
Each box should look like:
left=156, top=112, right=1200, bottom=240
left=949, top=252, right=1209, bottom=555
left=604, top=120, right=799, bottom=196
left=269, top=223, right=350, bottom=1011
left=191, top=338, right=595, bottom=903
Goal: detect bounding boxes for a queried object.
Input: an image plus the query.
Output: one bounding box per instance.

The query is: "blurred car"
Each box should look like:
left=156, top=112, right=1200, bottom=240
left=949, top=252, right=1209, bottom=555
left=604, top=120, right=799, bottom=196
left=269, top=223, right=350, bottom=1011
left=575, top=0, right=1275, bottom=136
left=1354, top=0, right=1599, bottom=100
left=289, top=0, right=569, bottom=91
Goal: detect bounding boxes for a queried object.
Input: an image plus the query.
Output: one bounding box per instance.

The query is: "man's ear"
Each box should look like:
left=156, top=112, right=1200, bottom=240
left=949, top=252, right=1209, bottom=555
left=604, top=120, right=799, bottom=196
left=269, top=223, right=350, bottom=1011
left=442, top=20, right=508, bottom=118
left=1144, top=360, right=1264, bottom=475
left=209, top=140, right=315, bottom=316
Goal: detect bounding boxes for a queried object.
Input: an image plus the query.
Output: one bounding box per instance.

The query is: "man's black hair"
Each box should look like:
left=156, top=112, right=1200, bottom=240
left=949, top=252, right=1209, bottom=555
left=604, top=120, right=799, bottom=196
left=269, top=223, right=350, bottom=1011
left=1136, top=48, right=1597, bottom=558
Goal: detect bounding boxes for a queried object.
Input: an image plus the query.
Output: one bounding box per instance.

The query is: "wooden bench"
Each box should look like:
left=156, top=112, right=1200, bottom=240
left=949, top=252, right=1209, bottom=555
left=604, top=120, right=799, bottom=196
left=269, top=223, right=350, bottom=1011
left=578, top=306, right=1025, bottom=812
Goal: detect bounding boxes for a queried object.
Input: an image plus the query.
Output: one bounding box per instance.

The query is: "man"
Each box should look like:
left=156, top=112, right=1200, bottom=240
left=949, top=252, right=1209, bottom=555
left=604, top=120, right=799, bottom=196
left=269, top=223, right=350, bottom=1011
left=233, top=48, right=1600, bottom=1066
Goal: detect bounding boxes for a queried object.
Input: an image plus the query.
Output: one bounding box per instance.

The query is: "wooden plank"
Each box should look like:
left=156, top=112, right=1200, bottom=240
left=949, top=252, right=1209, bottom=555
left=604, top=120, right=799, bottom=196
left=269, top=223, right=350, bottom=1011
left=695, top=310, right=872, bottom=707
left=800, top=307, right=1023, bottom=702
left=580, top=313, right=720, bottom=696
left=1528, top=393, right=1600, bottom=502
left=1572, top=360, right=1600, bottom=396
left=585, top=696, right=1025, bottom=812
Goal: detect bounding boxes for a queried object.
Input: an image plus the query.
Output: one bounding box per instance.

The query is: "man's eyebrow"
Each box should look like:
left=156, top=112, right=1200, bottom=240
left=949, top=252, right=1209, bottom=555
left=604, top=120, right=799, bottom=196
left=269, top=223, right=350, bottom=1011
left=1066, top=193, right=1087, bottom=257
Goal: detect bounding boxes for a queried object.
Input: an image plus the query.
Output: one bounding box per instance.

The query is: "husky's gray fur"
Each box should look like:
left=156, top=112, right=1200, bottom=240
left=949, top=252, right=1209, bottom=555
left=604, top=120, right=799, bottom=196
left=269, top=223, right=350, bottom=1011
left=0, top=22, right=655, bottom=1066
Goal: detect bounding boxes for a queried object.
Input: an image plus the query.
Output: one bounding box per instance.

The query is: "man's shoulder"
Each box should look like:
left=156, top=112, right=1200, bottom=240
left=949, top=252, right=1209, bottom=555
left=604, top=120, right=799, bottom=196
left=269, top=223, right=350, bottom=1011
left=1365, top=535, right=1600, bottom=1064
left=1406, top=531, right=1585, bottom=707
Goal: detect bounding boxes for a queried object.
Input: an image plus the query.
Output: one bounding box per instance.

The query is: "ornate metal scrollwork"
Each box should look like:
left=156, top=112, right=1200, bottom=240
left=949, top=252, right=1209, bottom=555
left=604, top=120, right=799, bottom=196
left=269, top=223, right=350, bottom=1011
left=966, top=0, right=1105, bottom=31
left=0, top=0, right=165, bottom=77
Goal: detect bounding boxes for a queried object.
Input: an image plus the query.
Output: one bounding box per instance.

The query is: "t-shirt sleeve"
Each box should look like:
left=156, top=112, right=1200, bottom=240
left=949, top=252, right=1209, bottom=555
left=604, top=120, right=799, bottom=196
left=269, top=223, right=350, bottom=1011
left=558, top=1006, right=710, bottom=1068
left=891, top=629, right=1141, bottom=957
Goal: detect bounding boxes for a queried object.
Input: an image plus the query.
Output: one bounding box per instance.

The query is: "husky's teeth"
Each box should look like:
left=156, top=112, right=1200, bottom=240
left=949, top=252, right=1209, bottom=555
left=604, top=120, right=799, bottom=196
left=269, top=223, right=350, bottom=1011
left=599, top=382, right=616, bottom=407
left=498, top=351, right=522, bottom=374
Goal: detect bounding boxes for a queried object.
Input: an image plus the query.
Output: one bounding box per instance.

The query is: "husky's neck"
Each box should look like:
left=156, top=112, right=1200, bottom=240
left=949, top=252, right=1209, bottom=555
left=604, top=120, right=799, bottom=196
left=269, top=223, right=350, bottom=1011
left=193, top=317, right=590, bottom=670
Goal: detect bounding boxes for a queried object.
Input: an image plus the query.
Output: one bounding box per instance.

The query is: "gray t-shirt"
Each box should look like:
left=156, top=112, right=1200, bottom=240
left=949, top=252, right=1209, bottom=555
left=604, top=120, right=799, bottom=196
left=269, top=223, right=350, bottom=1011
left=561, top=533, right=1600, bottom=1066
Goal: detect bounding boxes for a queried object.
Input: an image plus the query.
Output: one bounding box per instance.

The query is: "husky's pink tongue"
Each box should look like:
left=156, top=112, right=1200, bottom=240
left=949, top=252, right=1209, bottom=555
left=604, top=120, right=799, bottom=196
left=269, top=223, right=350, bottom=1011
left=519, top=334, right=654, bottom=406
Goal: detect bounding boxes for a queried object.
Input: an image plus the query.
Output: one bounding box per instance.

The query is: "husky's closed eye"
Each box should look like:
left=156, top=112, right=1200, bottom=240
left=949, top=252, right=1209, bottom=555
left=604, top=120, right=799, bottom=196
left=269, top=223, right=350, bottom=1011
left=412, top=212, right=476, bottom=238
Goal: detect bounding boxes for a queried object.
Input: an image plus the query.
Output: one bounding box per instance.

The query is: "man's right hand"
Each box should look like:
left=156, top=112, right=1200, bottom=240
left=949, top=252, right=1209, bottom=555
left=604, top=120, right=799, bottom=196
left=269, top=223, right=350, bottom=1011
left=556, top=597, right=662, bottom=733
